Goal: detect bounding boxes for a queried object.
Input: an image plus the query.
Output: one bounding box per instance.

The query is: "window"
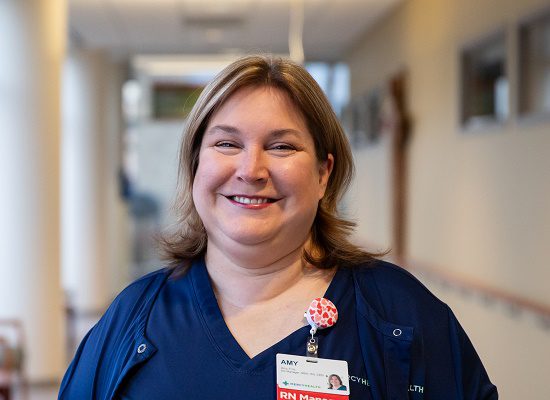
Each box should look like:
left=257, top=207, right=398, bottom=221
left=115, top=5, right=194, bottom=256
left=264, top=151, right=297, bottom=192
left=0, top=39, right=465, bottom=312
left=519, top=9, right=550, bottom=117
left=460, top=32, right=508, bottom=128
left=152, top=83, right=203, bottom=120
left=306, top=62, right=350, bottom=117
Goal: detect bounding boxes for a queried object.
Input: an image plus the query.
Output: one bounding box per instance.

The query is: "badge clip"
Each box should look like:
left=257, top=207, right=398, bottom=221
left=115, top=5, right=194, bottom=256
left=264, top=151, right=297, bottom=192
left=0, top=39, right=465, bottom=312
left=306, top=335, right=319, bottom=358
left=304, top=297, right=338, bottom=358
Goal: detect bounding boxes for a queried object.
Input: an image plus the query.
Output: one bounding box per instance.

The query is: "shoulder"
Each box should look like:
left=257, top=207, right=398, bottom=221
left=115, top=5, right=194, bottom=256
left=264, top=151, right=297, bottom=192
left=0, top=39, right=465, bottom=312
left=352, top=259, right=444, bottom=303
left=58, top=267, right=173, bottom=399
left=351, top=259, right=451, bottom=324
left=350, top=260, right=499, bottom=398
left=93, top=267, right=173, bottom=339
left=80, top=266, right=173, bottom=346
left=107, top=268, right=172, bottom=313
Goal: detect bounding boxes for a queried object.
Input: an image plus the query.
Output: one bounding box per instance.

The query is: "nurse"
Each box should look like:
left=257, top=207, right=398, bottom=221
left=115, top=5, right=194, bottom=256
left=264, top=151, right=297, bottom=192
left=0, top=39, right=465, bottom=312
left=58, top=55, right=498, bottom=399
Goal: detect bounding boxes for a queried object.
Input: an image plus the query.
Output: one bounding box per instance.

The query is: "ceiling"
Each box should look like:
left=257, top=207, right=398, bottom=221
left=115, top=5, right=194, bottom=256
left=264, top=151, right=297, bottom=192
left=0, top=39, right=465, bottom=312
left=68, top=0, right=402, bottom=62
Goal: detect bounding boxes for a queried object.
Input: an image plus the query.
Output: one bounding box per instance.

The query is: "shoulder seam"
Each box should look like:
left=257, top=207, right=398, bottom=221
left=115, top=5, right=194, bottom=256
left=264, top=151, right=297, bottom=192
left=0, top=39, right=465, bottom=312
left=361, top=260, right=449, bottom=307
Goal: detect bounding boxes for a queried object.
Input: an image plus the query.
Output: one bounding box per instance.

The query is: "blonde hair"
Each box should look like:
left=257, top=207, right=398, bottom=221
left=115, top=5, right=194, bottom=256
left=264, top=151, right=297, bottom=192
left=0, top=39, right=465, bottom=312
left=160, top=55, right=377, bottom=272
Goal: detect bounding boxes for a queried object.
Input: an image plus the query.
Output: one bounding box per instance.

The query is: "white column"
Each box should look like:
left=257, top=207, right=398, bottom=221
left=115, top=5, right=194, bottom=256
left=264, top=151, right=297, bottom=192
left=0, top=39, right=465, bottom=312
left=0, top=0, right=67, bottom=383
left=62, top=49, right=115, bottom=314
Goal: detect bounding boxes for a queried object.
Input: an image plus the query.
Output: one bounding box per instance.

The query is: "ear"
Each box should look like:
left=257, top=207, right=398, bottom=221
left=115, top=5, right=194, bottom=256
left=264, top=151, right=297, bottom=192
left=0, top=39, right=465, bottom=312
left=318, top=153, right=334, bottom=199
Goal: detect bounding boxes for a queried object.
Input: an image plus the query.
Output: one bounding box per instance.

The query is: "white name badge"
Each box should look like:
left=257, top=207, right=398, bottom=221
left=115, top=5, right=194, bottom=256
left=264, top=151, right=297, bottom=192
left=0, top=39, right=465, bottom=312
left=276, top=354, right=349, bottom=400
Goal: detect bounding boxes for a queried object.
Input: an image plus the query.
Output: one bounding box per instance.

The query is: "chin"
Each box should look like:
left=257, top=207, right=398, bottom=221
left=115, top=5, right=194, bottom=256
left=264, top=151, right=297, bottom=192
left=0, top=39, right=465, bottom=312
left=224, top=231, right=275, bottom=246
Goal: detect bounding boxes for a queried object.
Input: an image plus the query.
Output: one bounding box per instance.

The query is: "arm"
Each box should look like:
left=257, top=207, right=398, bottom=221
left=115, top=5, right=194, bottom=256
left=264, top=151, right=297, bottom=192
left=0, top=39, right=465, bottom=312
left=57, top=327, right=97, bottom=399
left=58, top=269, right=167, bottom=399
left=447, top=308, right=498, bottom=399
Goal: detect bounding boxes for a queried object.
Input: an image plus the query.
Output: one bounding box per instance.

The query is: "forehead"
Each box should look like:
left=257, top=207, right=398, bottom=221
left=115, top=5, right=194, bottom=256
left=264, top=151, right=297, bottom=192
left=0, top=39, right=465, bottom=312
left=206, top=85, right=309, bottom=132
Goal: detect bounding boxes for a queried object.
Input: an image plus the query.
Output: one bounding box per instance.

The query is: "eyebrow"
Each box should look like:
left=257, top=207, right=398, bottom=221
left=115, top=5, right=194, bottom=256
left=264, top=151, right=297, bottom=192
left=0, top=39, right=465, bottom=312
left=206, top=124, right=239, bottom=135
left=206, top=124, right=304, bottom=138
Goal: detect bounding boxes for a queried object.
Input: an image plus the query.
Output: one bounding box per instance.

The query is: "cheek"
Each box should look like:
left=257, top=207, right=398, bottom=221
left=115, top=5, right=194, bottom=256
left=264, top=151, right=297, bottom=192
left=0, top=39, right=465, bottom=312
left=279, top=158, right=316, bottom=181
left=192, top=160, right=217, bottom=208
left=193, top=153, right=231, bottom=193
left=276, top=173, right=323, bottom=210
left=193, top=158, right=227, bottom=226
left=278, top=163, right=323, bottom=197
left=192, top=161, right=207, bottom=200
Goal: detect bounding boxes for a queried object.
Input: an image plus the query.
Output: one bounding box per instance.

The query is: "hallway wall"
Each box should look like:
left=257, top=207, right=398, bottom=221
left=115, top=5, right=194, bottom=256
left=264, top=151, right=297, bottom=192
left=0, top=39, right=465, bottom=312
left=346, top=0, right=550, bottom=397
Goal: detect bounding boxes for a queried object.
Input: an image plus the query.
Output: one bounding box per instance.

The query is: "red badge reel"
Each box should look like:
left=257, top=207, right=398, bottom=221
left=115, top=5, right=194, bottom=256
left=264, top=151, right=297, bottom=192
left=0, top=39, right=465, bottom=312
left=304, top=297, right=338, bottom=357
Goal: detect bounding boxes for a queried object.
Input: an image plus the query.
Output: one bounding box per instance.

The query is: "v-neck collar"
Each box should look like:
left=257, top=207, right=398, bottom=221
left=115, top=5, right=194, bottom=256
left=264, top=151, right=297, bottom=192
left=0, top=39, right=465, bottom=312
left=189, top=258, right=345, bottom=373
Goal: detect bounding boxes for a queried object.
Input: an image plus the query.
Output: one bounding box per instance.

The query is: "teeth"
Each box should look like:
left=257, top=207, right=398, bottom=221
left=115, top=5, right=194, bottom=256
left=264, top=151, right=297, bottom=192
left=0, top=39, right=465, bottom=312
left=232, top=196, right=269, bottom=205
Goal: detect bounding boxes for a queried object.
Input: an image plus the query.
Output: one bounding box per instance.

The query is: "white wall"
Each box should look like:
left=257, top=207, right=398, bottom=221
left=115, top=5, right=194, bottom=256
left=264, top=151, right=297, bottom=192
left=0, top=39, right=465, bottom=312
left=131, top=120, right=181, bottom=227
left=346, top=0, right=550, bottom=397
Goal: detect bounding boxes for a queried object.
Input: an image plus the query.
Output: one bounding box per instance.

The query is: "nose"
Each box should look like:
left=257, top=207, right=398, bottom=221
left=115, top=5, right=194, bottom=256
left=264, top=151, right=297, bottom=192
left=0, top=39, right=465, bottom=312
left=237, top=147, right=269, bottom=183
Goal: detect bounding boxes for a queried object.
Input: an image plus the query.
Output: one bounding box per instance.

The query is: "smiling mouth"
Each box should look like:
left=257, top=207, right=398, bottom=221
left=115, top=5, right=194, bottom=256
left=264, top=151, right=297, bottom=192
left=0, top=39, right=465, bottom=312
left=227, top=195, right=277, bottom=205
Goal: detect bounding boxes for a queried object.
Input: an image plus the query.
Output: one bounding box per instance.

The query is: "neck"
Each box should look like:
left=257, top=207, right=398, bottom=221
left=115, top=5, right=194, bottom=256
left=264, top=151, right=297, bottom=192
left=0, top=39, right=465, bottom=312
left=205, top=239, right=326, bottom=308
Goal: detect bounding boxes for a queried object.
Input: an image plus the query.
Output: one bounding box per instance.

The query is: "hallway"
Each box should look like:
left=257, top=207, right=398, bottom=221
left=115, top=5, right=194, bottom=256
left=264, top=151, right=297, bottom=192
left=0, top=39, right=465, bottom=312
left=2, top=0, right=550, bottom=398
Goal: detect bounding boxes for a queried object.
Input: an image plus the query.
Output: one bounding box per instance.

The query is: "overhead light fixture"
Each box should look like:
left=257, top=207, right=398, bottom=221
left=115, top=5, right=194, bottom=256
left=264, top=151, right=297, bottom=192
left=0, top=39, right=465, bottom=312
left=133, top=54, right=242, bottom=77
left=180, top=0, right=250, bottom=26
left=289, top=0, right=305, bottom=64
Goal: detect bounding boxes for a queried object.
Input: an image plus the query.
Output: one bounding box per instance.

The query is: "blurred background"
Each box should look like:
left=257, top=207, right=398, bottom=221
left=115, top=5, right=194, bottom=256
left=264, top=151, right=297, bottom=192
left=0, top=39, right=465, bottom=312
left=1, top=0, right=550, bottom=398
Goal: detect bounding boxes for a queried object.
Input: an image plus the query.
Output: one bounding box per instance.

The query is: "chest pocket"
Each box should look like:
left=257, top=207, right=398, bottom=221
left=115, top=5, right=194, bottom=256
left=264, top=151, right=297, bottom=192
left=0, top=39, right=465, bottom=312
left=383, top=331, right=413, bottom=400
left=353, top=273, right=423, bottom=400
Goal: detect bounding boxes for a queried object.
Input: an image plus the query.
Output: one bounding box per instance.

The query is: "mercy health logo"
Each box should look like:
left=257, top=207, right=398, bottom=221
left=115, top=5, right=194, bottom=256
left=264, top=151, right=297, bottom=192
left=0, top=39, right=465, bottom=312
left=277, top=387, right=348, bottom=400
left=280, top=380, right=320, bottom=391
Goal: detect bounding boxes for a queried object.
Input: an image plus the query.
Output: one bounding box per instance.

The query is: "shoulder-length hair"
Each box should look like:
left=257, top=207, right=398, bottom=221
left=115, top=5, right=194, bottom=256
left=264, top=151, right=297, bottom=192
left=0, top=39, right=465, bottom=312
left=160, top=55, right=378, bottom=273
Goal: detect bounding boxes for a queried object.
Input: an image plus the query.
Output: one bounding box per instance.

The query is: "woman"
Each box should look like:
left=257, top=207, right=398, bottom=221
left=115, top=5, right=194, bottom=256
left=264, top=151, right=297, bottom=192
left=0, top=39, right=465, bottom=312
left=58, top=55, right=497, bottom=399
left=329, top=374, right=347, bottom=391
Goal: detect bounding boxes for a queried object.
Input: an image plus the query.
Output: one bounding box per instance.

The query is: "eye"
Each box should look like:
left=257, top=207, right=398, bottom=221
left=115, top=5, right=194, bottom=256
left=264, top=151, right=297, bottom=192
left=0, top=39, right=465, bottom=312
left=268, top=143, right=297, bottom=155
left=272, top=144, right=294, bottom=150
left=215, top=141, right=238, bottom=148
left=214, top=141, right=241, bottom=154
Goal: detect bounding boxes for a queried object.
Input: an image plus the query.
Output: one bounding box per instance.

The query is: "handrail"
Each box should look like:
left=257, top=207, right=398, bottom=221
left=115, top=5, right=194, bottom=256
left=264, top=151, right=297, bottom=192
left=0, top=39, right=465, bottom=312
left=399, top=257, right=550, bottom=321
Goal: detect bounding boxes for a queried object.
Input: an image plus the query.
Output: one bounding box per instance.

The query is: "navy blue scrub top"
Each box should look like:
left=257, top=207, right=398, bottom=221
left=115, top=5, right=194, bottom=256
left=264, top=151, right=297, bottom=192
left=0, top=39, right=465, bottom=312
left=59, top=258, right=498, bottom=400
left=118, top=260, right=371, bottom=399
